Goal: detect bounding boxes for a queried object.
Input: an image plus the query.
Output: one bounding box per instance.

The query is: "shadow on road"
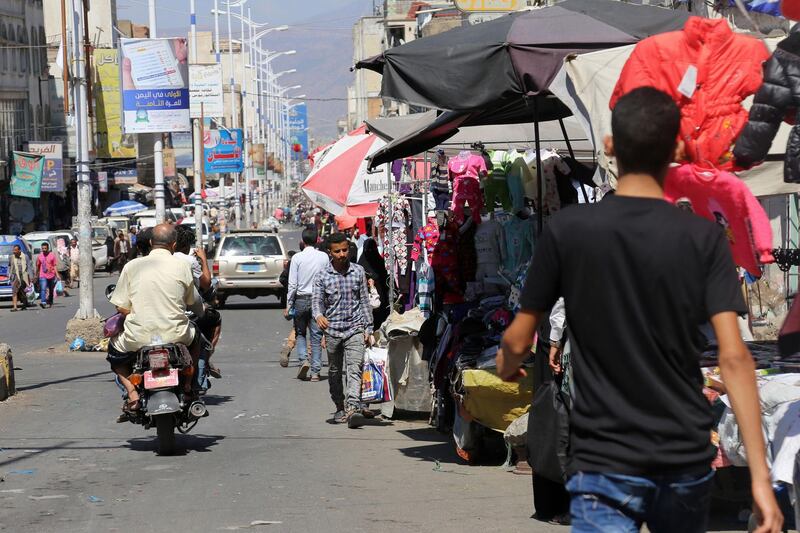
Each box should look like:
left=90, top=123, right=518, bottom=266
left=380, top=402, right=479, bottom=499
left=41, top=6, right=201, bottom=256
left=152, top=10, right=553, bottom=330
left=125, top=434, right=225, bottom=455
left=219, top=300, right=283, bottom=311
left=16, top=370, right=110, bottom=392
left=202, top=394, right=234, bottom=406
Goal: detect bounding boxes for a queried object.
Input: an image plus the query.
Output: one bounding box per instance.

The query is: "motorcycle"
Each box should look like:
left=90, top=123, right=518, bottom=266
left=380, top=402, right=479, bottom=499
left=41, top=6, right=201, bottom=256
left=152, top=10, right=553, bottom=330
left=105, top=284, right=209, bottom=455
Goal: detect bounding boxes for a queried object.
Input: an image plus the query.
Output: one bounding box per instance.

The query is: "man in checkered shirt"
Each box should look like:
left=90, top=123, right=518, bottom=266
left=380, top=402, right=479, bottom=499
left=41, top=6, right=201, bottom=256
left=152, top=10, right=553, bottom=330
left=313, top=232, right=375, bottom=427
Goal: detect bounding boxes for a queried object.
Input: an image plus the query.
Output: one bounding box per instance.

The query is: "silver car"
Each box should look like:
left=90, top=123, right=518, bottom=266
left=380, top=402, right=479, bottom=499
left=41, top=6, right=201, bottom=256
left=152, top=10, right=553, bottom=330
left=212, top=230, right=287, bottom=308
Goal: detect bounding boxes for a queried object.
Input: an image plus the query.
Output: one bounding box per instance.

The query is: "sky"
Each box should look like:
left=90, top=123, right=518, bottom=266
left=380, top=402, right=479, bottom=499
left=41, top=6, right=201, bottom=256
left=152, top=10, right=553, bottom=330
left=115, top=0, right=377, bottom=141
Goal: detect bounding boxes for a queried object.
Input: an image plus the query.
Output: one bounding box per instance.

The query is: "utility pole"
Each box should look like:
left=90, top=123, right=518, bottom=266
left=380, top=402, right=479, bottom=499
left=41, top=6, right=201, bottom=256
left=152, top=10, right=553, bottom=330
left=72, top=0, right=97, bottom=319
left=214, top=0, right=224, bottom=234
left=240, top=2, right=251, bottom=230
left=190, top=0, right=203, bottom=248
left=149, top=0, right=166, bottom=224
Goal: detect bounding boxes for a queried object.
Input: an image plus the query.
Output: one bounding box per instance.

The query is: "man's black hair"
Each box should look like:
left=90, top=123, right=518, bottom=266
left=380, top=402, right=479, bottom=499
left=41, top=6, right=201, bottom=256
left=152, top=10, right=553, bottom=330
left=327, top=232, right=348, bottom=246
left=136, top=227, right=153, bottom=256
left=175, top=225, right=196, bottom=252
left=611, top=87, right=680, bottom=180
left=287, top=250, right=297, bottom=258
left=301, top=228, right=318, bottom=245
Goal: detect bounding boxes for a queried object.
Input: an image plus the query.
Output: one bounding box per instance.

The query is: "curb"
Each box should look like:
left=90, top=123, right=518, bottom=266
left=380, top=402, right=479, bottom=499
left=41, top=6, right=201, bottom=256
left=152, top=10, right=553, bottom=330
left=0, top=343, right=16, bottom=401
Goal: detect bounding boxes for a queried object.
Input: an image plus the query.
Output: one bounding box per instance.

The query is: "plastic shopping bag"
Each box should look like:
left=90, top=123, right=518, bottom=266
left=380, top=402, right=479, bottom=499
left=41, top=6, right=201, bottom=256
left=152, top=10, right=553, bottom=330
left=361, top=360, right=386, bottom=403
left=55, top=280, right=64, bottom=296
left=25, top=285, right=38, bottom=304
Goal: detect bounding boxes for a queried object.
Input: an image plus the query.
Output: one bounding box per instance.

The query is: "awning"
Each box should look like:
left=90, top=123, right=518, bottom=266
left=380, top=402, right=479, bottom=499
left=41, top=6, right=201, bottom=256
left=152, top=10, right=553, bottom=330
left=365, top=109, right=593, bottom=169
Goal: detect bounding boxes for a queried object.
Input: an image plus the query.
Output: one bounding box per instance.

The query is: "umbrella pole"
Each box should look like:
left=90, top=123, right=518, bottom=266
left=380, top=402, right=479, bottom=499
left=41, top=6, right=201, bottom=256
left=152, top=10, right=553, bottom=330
left=533, top=98, right=544, bottom=235
left=559, top=117, right=590, bottom=204
left=387, top=163, right=395, bottom=307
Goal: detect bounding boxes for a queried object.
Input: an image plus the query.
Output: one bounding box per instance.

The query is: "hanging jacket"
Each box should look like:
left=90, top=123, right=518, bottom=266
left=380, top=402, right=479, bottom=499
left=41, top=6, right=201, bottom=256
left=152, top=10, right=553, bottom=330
left=610, top=17, right=769, bottom=169
left=663, top=164, right=774, bottom=277
left=734, top=25, right=800, bottom=183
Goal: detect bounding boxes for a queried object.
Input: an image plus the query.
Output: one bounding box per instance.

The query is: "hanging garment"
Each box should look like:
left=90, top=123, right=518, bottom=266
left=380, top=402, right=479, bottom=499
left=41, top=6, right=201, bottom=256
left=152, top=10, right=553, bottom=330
left=611, top=17, right=770, bottom=168
left=483, top=150, right=513, bottom=211
left=506, top=150, right=527, bottom=213
left=377, top=195, right=411, bottom=276
left=458, top=220, right=478, bottom=284
left=411, top=219, right=440, bottom=263
left=448, top=152, right=488, bottom=181
left=432, top=220, right=463, bottom=304
left=734, top=25, right=800, bottom=183
left=522, top=149, right=569, bottom=216
left=416, top=262, right=435, bottom=317
left=663, top=164, right=774, bottom=277
left=502, top=216, right=536, bottom=276
left=473, top=218, right=505, bottom=282
left=451, top=175, right=484, bottom=224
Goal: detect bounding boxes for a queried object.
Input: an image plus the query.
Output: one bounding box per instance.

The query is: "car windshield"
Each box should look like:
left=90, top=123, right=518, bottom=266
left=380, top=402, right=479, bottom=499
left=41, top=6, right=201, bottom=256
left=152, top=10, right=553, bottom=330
left=107, top=220, right=127, bottom=231
left=92, top=228, right=109, bottom=240
left=220, top=235, right=280, bottom=257
left=27, top=239, right=49, bottom=253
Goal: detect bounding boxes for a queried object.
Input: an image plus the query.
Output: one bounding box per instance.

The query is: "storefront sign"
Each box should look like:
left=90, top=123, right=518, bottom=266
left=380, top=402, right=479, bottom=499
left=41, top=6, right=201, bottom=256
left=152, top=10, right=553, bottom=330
left=455, top=0, right=522, bottom=12
left=94, top=48, right=138, bottom=158
left=120, top=38, right=191, bottom=134
left=172, top=132, right=193, bottom=168
left=26, top=142, right=63, bottom=192
left=112, top=166, right=138, bottom=185
left=10, top=151, right=45, bottom=198
left=288, top=103, right=309, bottom=160
left=189, top=64, right=224, bottom=119
left=250, top=143, right=266, bottom=176
left=204, top=129, right=244, bottom=174
left=163, top=148, right=176, bottom=177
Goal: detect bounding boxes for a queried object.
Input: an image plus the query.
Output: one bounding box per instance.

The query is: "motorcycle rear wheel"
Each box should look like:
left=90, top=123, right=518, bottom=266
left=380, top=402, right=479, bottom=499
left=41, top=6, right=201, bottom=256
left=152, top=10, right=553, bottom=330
left=155, top=415, right=176, bottom=455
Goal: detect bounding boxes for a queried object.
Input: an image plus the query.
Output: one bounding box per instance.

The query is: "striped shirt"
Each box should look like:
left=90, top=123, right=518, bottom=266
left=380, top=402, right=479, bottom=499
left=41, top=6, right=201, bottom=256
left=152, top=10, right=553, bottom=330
left=312, top=261, right=373, bottom=338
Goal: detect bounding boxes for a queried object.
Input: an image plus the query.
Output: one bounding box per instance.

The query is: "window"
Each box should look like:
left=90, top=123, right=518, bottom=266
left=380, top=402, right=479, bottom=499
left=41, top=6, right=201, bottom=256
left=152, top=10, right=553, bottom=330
left=0, top=24, right=7, bottom=72
left=19, top=27, right=28, bottom=74
left=8, top=25, right=15, bottom=72
left=38, top=27, right=46, bottom=75
left=30, top=26, right=37, bottom=75
left=220, top=235, right=281, bottom=257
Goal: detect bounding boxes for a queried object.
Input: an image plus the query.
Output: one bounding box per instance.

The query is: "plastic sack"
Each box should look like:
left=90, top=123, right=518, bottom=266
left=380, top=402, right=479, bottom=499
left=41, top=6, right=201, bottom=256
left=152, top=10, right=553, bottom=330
left=70, top=338, right=86, bottom=352
left=361, top=360, right=386, bottom=403
left=25, top=286, right=38, bottom=304
left=103, top=313, right=126, bottom=338
left=55, top=280, right=64, bottom=296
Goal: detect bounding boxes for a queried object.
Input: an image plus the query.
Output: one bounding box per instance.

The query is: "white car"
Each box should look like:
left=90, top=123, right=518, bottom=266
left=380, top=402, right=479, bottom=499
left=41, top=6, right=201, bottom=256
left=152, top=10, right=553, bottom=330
left=24, top=230, right=109, bottom=272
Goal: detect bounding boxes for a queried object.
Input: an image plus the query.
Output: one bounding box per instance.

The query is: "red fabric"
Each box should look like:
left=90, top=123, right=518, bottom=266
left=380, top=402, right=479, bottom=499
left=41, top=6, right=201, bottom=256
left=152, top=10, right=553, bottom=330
left=783, top=0, right=800, bottom=20
left=610, top=17, right=769, bottom=169
left=303, top=134, right=376, bottom=205
left=664, top=164, right=774, bottom=277
left=356, top=218, right=367, bottom=235
left=36, top=252, right=57, bottom=280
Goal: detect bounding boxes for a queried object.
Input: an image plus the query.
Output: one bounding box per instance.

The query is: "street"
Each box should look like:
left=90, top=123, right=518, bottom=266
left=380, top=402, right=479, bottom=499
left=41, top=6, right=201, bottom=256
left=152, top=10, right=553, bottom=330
left=0, top=230, right=544, bottom=533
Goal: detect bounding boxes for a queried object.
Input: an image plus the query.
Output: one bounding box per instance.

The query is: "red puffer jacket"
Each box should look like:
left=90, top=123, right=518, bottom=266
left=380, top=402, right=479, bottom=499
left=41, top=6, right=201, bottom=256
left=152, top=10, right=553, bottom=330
left=610, top=17, right=769, bottom=169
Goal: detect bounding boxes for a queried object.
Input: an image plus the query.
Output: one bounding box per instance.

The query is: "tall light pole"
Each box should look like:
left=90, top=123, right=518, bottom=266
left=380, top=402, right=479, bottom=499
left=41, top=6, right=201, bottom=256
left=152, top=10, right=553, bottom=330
left=223, top=0, right=241, bottom=228
left=148, top=0, right=166, bottom=223
left=72, top=0, right=96, bottom=319
left=190, top=0, right=203, bottom=248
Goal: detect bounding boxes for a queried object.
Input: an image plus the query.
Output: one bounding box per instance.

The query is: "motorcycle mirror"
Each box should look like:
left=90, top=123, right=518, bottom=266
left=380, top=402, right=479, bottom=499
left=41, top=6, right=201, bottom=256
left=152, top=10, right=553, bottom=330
left=105, top=284, right=117, bottom=302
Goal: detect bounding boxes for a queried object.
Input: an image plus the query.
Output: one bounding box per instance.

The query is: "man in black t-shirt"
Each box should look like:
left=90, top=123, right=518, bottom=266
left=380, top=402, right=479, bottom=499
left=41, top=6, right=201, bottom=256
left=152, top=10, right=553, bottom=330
left=497, top=88, right=782, bottom=533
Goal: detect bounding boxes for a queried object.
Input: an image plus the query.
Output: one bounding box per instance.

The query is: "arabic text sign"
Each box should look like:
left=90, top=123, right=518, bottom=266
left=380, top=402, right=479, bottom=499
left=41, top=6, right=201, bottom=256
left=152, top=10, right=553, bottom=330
left=94, top=48, right=138, bottom=158
left=98, top=171, right=109, bottom=193
left=204, top=129, right=244, bottom=174
left=189, top=64, right=224, bottom=118
left=10, top=152, right=45, bottom=198
left=163, top=148, right=176, bottom=177
left=27, top=142, right=63, bottom=192
left=112, top=166, right=138, bottom=185
left=120, top=38, right=191, bottom=133
left=288, top=103, right=309, bottom=160
left=455, top=0, right=521, bottom=12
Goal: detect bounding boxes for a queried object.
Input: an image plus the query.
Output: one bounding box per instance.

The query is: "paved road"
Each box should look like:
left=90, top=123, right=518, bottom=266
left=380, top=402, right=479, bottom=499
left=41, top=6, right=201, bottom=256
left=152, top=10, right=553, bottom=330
left=0, top=227, right=749, bottom=532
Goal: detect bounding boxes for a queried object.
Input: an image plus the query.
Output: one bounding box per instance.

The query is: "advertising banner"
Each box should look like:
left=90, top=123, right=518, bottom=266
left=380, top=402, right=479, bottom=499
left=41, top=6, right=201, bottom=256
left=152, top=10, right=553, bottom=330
left=94, top=48, right=138, bottom=158
left=250, top=143, right=266, bottom=176
left=204, top=128, right=244, bottom=174
left=27, top=142, right=63, bottom=192
left=10, top=151, right=45, bottom=198
left=163, top=148, right=176, bottom=177
left=98, top=171, right=109, bottom=193
left=120, top=38, right=191, bottom=133
left=172, top=132, right=193, bottom=168
left=288, top=102, right=309, bottom=159
left=189, top=64, right=224, bottom=118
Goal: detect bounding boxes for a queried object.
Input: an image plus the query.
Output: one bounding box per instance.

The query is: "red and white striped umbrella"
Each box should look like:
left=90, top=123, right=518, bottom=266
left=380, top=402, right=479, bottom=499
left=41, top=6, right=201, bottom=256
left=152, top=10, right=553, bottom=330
left=301, top=126, right=389, bottom=217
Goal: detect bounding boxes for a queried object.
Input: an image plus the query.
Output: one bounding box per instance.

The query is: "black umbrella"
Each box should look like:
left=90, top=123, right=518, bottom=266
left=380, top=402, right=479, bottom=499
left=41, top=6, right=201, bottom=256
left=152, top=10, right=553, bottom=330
left=356, top=0, right=688, bottom=115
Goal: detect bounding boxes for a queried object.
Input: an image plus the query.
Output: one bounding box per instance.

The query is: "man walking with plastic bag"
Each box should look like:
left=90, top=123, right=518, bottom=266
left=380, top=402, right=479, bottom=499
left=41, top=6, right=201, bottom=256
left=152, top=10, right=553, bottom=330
left=313, top=232, right=375, bottom=428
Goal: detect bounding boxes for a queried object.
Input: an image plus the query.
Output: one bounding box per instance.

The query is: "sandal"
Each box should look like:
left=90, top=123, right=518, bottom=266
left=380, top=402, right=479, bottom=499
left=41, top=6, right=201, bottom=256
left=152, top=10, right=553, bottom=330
left=123, top=394, right=141, bottom=412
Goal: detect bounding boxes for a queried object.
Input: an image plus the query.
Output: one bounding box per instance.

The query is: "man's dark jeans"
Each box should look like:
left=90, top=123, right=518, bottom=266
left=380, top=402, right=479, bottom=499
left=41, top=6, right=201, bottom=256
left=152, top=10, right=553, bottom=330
left=566, top=469, right=715, bottom=533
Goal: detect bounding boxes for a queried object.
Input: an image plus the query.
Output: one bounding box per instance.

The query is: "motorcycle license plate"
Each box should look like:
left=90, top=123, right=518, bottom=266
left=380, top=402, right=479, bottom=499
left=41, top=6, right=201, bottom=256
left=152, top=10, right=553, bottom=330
left=144, top=368, right=179, bottom=389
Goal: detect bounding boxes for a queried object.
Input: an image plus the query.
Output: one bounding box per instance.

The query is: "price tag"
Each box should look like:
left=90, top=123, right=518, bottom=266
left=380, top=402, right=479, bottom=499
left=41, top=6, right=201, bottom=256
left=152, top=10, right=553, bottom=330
left=678, top=65, right=698, bottom=99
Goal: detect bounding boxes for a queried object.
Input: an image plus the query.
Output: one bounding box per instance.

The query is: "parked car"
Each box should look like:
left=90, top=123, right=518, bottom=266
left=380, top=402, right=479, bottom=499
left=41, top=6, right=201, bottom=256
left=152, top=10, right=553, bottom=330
left=101, top=216, right=131, bottom=236
left=0, top=236, right=34, bottom=301
left=212, top=230, right=287, bottom=307
left=68, top=227, right=112, bottom=272
left=261, top=217, right=280, bottom=233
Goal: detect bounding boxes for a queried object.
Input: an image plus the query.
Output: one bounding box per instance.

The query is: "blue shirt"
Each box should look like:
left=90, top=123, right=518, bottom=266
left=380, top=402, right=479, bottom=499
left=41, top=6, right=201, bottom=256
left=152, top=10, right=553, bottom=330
left=312, top=261, right=373, bottom=338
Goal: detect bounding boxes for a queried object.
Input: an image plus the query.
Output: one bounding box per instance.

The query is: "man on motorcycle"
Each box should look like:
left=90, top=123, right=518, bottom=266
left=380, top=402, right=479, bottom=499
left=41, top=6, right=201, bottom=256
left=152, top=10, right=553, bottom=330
left=107, top=223, right=204, bottom=412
